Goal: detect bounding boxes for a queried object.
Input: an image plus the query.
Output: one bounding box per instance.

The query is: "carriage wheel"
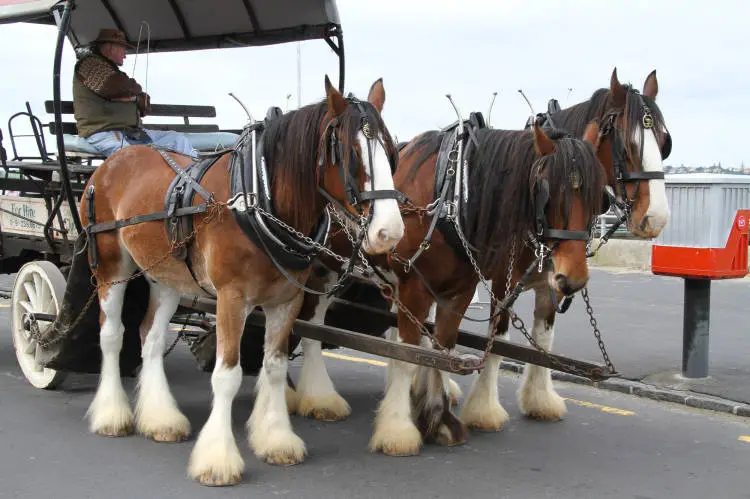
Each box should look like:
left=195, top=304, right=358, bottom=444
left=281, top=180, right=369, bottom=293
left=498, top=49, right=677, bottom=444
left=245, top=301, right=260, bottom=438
left=10, top=261, right=68, bottom=389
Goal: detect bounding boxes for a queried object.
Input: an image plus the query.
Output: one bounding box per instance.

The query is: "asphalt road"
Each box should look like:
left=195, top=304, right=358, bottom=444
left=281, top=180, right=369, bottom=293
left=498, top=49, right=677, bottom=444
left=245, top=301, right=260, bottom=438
left=1, top=296, right=749, bottom=499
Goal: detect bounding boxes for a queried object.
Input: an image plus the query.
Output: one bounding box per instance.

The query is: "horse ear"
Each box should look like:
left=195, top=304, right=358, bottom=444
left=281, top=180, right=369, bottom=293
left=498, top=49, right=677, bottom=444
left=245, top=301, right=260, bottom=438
left=643, top=70, right=658, bottom=99
left=325, top=74, right=348, bottom=117
left=583, top=121, right=600, bottom=146
left=532, top=123, right=555, bottom=157
left=367, top=78, right=385, bottom=113
left=610, top=67, right=626, bottom=108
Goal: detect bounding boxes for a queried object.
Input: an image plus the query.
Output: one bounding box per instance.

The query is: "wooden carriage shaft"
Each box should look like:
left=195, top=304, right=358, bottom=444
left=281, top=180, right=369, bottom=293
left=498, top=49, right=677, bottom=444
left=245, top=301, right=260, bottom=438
left=176, top=296, right=610, bottom=378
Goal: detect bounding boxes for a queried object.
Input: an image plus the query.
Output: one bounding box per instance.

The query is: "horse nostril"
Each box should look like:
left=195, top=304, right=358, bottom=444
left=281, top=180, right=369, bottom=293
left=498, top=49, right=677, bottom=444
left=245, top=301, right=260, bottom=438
left=377, top=229, right=389, bottom=242
left=555, top=273, right=572, bottom=295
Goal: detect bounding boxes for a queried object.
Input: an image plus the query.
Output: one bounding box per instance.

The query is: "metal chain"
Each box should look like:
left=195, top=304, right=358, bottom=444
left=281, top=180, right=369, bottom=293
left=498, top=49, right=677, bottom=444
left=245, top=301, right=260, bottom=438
left=581, top=286, right=617, bottom=374
left=253, top=204, right=368, bottom=275
left=328, top=206, right=448, bottom=352
left=450, top=217, right=519, bottom=364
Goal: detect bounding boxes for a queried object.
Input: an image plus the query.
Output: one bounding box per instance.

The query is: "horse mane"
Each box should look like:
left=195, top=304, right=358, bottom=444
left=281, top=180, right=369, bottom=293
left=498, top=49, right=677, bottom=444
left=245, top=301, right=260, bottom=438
left=261, top=97, right=391, bottom=231
left=403, top=127, right=604, bottom=271
left=552, top=85, right=669, bottom=162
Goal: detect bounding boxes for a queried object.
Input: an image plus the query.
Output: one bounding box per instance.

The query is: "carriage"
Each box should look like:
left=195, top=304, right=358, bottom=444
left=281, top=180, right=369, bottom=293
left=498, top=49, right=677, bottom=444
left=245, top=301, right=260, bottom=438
left=1, top=0, right=616, bottom=391
left=0, top=0, right=674, bottom=487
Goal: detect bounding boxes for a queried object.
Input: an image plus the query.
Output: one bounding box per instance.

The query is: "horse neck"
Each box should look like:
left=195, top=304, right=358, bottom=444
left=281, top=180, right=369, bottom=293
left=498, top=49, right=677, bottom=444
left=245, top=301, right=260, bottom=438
left=553, top=96, right=607, bottom=137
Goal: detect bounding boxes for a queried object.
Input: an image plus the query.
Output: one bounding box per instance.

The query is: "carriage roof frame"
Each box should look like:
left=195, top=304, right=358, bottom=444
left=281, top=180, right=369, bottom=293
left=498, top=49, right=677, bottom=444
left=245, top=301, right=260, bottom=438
left=0, top=0, right=347, bottom=233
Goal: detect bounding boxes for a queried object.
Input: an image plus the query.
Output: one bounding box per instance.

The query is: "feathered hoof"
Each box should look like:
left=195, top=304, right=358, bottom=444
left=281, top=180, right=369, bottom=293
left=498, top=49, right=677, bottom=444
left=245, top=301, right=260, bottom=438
left=250, top=428, right=306, bottom=466
left=297, top=392, right=351, bottom=422
left=518, top=387, right=567, bottom=421
left=369, top=420, right=422, bottom=457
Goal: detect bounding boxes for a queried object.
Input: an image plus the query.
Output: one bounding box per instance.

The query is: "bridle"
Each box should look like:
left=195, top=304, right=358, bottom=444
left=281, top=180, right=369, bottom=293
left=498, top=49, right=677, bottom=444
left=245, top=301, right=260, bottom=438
left=529, top=134, right=597, bottom=260
left=597, top=90, right=671, bottom=219
left=316, top=96, right=404, bottom=228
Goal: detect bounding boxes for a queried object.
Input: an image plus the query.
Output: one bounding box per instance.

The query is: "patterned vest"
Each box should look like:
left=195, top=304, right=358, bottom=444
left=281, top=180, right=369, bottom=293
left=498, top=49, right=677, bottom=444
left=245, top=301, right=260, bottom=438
left=72, top=55, right=142, bottom=138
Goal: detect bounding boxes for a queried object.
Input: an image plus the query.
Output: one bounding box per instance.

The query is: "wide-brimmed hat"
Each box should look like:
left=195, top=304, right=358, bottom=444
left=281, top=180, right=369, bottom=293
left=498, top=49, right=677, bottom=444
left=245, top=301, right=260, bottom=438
left=91, top=29, right=135, bottom=49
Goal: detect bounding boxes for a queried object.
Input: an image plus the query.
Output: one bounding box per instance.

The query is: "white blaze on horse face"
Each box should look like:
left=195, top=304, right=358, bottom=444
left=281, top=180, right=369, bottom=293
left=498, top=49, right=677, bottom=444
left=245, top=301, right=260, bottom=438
left=358, top=131, right=404, bottom=253
left=635, top=127, right=670, bottom=235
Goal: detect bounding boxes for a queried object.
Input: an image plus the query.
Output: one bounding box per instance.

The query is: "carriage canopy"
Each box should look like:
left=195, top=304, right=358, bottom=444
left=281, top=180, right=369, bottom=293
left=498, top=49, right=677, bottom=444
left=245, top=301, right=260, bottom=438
left=0, top=0, right=342, bottom=52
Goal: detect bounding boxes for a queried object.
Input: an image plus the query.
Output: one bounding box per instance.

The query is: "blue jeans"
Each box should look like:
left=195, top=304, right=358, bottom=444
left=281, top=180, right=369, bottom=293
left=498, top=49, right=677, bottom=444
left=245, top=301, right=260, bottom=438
left=85, top=129, right=196, bottom=158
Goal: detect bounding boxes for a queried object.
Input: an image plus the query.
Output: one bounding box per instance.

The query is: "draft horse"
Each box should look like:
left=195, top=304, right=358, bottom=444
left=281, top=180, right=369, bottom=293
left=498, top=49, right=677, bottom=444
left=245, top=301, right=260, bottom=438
left=456, top=68, right=674, bottom=435
left=366, top=122, right=605, bottom=454
left=78, top=76, right=404, bottom=486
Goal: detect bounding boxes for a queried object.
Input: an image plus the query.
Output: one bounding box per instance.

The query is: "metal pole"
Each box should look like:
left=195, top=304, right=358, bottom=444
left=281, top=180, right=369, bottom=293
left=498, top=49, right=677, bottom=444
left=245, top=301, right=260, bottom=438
left=336, top=32, right=345, bottom=93
left=52, top=0, right=83, bottom=233
left=682, top=278, right=711, bottom=378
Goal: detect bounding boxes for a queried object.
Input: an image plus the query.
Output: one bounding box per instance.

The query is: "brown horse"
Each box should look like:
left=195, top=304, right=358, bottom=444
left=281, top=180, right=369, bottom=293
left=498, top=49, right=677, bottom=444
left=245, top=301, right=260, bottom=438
left=368, top=122, right=605, bottom=455
left=78, top=77, right=404, bottom=486
left=456, top=68, right=673, bottom=436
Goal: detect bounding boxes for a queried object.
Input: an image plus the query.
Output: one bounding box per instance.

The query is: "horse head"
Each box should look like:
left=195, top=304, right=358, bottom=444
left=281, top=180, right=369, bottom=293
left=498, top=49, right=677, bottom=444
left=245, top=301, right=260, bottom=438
left=594, top=68, right=671, bottom=238
left=318, top=76, right=404, bottom=254
left=530, top=122, right=605, bottom=295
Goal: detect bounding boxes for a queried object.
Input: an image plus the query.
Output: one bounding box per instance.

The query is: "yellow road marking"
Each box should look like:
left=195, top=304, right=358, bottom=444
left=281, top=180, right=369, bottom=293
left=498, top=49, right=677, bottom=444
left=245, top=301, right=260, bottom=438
left=322, top=351, right=388, bottom=367
left=563, top=397, right=635, bottom=416
left=740, top=436, right=750, bottom=444
left=320, top=351, right=635, bottom=416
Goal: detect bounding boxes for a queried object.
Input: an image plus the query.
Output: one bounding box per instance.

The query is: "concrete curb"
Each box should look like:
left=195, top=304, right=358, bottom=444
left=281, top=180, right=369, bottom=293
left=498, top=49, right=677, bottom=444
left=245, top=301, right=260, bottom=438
left=499, top=359, right=750, bottom=418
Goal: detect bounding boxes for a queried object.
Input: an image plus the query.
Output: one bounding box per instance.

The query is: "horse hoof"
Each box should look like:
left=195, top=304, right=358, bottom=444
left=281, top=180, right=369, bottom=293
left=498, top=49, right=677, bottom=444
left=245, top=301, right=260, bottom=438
left=251, top=430, right=306, bottom=466
left=94, top=423, right=134, bottom=438
left=297, top=393, right=351, bottom=422
left=433, top=423, right=468, bottom=447
left=369, top=423, right=422, bottom=456
left=197, top=471, right=242, bottom=487
left=146, top=428, right=191, bottom=442
left=461, top=398, right=510, bottom=432
left=518, top=388, right=567, bottom=421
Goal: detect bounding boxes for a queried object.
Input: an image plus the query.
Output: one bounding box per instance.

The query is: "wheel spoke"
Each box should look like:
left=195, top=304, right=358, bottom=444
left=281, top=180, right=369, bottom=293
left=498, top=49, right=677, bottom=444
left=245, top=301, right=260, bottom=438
left=32, top=273, right=43, bottom=302
left=19, top=300, right=34, bottom=314
left=23, top=281, right=39, bottom=311
left=40, top=283, right=53, bottom=314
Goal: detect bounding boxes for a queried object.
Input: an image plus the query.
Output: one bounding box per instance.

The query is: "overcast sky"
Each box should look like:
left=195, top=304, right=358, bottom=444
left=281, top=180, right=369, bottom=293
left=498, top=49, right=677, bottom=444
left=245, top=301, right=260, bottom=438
left=0, top=0, right=745, bottom=168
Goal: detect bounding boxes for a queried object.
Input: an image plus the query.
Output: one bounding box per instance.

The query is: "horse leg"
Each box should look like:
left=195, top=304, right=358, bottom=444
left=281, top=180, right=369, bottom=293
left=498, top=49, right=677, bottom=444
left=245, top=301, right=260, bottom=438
left=460, top=289, right=510, bottom=431
left=411, top=303, right=463, bottom=406
left=369, top=276, right=432, bottom=456
left=294, top=272, right=350, bottom=421
left=296, top=337, right=351, bottom=421
left=517, top=286, right=566, bottom=420
left=187, top=287, right=246, bottom=486
left=134, top=279, right=190, bottom=441
left=412, top=290, right=473, bottom=446
left=248, top=295, right=306, bottom=465
left=85, top=249, right=136, bottom=437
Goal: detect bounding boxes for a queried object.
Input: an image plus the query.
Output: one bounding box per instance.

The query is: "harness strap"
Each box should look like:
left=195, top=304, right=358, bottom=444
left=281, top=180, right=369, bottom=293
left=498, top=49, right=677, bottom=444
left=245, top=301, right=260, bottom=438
left=87, top=205, right=210, bottom=234
left=357, top=189, right=407, bottom=203
left=155, top=147, right=214, bottom=203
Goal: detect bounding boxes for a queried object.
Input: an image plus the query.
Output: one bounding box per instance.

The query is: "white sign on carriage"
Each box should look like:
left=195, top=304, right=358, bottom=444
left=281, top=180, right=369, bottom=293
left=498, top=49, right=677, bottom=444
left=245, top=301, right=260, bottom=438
left=0, top=195, right=79, bottom=239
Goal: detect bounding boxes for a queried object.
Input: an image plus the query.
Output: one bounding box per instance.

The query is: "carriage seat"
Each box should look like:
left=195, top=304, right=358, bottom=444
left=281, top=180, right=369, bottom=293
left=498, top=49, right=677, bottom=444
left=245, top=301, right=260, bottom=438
left=45, top=100, right=240, bottom=159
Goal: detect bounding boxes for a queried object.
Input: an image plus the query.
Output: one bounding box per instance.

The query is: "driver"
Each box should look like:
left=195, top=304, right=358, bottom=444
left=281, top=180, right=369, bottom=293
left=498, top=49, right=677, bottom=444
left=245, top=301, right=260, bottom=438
left=72, top=29, right=195, bottom=158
